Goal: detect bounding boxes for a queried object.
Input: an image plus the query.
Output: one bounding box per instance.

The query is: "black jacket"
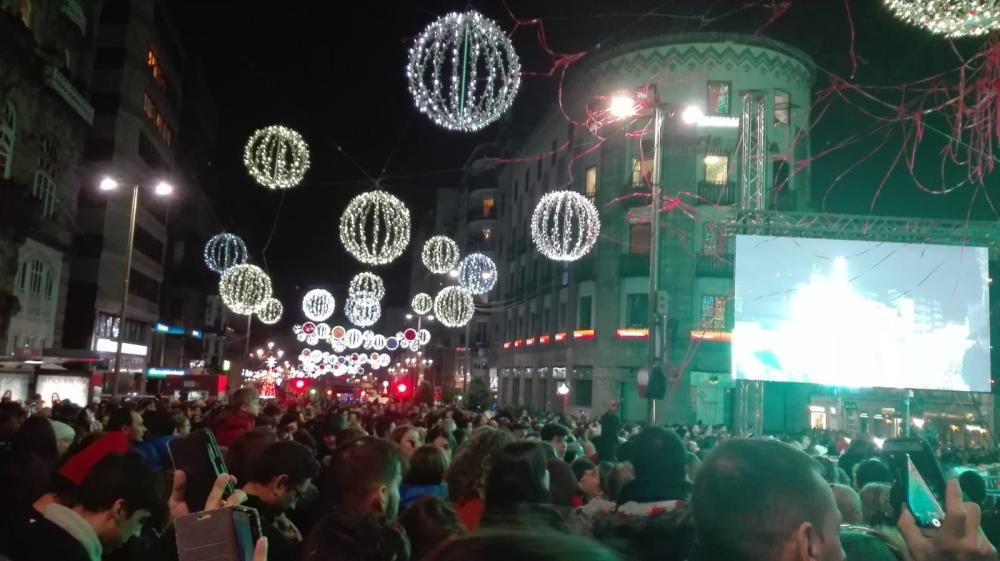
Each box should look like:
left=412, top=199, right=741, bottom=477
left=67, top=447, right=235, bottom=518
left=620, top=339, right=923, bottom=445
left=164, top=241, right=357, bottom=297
left=243, top=494, right=300, bottom=561
left=0, top=506, right=92, bottom=561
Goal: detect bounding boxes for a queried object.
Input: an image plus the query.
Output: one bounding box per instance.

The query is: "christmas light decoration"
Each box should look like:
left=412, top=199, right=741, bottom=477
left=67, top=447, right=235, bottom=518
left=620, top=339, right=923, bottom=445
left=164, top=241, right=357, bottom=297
left=457, top=252, right=497, bottom=295
left=302, top=289, right=335, bottom=322
left=257, top=298, right=283, bottom=325
left=531, top=190, right=601, bottom=262
left=434, top=286, right=475, bottom=328
left=204, top=233, right=248, bottom=274
left=339, top=191, right=411, bottom=265
left=884, top=0, right=1000, bottom=37
left=220, top=264, right=272, bottom=315
left=421, top=235, right=460, bottom=274
left=407, top=11, right=521, bottom=132
left=349, top=272, right=386, bottom=301
left=345, top=296, right=381, bottom=327
left=412, top=292, right=433, bottom=315
left=243, top=125, right=310, bottom=189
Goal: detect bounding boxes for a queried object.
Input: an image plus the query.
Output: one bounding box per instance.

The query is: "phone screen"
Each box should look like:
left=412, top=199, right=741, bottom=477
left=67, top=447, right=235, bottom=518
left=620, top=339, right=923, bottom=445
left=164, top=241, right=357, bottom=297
left=907, top=455, right=945, bottom=529
left=232, top=510, right=257, bottom=561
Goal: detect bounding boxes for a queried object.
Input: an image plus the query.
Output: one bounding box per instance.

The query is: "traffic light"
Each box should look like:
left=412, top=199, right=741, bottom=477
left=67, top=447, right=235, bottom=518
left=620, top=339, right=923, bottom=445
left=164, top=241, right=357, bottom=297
left=290, top=378, right=309, bottom=394
left=396, top=382, right=408, bottom=394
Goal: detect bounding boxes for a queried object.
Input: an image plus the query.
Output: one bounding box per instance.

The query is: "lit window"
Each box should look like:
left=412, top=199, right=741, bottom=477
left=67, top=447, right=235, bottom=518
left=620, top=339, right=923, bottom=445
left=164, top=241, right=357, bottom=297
left=143, top=92, right=173, bottom=146
left=775, top=91, right=790, bottom=125
left=701, top=295, right=728, bottom=330
left=704, top=154, right=728, bottom=184
left=707, top=81, right=731, bottom=115
left=631, top=157, right=652, bottom=185
left=630, top=223, right=650, bottom=255
left=482, top=197, right=495, bottom=217
left=146, top=47, right=168, bottom=91
left=33, top=138, right=57, bottom=218
left=585, top=166, right=597, bottom=200
left=0, top=101, right=16, bottom=179
left=481, top=227, right=492, bottom=240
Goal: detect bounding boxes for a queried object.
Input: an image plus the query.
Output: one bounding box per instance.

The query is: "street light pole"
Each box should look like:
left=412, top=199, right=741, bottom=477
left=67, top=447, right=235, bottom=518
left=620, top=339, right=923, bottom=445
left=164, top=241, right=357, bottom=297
left=112, top=184, right=139, bottom=398
left=647, top=93, right=664, bottom=425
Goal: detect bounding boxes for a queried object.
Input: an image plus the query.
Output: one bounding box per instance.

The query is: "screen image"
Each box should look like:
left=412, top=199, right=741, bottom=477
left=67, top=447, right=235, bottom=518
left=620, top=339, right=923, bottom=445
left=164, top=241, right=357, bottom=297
left=733, top=235, right=991, bottom=392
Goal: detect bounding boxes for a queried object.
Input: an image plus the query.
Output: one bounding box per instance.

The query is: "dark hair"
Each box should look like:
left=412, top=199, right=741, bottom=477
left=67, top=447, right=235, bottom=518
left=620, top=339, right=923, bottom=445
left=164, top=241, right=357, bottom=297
left=0, top=451, right=52, bottom=508
left=391, top=425, right=419, bottom=444
left=596, top=462, right=614, bottom=494
left=426, top=427, right=456, bottom=452
left=959, top=470, right=988, bottom=505
left=375, top=417, right=396, bottom=438
left=547, top=458, right=578, bottom=508
left=76, top=453, right=165, bottom=518
left=249, top=441, right=320, bottom=488
left=230, top=388, right=259, bottom=409
left=322, top=437, right=402, bottom=510
left=482, top=442, right=551, bottom=523
left=854, top=458, right=891, bottom=490
left=405, top=445, right=448, bottom=486
left=606, top=463, right=634, bottom=503
left=691, top=439, right=835, bottom=561
left=424, top=530, right=619, bottom=561
left=445, top=427, right=513, bottom=504
left=540, top=423, right=570, bottom=443
left=631, top=427, right=686, bottom=485
left=105, top=406, right=135, bottom=432
left=280, top=413, right=300, bottom=428
left=143, top=409, right=174, bottom=438
left=398, top=496, right=464, bottom=561
left=302, top=512, right=410, bottom=561
left=226, top=428, right=278, bottom=486
left=11, top=416, right=58, bottom=468
left=571, top=458, right=596, bottom=482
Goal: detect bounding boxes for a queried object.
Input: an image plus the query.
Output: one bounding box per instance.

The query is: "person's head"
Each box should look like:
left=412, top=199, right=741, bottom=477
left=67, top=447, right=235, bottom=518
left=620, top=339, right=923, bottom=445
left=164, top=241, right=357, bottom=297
left=142, top=409, right=174, bottom=438
left=692, top=439, right=843, bottom=561
left=12, top=415, right=58, bottom=467
left=50, top=419, right=77, bottom=457
left=958, top=470, right=988, bottom=506
left=630, top=426, right=687, bottom=488
left=426, top=426, right=456, bottom=462
left=540, top=423, right=571, bottom=458
left=231, top=388, right=261, bottom=416
left=226, top=427, right=279, bottom=486
left=830, top=484, right=863, bottom=525
left=853, top=458, right=891, bottom=491
left=446, top=426, right=514, bottom=503
left=324, top=437, right=403, bottom=519
left=302, top=511, right=410, bottom=561
left=375, top=417, right=397, bottom=438
left=173, top=413, right=191, bottom=435
left=839, top=527, right=908, bottom=561
left=484, top=441, right=551, bottom=515
left=246, top=441, right=320, bottom=511
left=859, top=483, right=893, bottom=526
left=398, top=496, right=465, bottom=561
left=391, top=425, right=422, bottom=461
left=106, top=407, right=146, bottom=443
left=571, top=459, right=602, bottom=499
left=605, top=462, right=635, bottom=503
left=75, top=453, right=165, bottom=551
left=405, top=445, right=449, bottom=487
left=279, top=413, right=300, bottom=437
left=424, top=529, right=620, bottom=561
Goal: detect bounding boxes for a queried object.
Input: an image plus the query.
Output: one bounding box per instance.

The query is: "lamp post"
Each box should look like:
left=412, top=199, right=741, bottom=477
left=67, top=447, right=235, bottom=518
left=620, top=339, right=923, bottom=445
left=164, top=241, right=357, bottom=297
left=99, top=177, right=172, bottom=397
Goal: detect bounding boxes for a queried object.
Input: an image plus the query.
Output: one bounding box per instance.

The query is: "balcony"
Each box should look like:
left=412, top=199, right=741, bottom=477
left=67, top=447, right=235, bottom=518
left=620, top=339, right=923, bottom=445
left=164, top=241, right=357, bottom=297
left=44, top=66, right=94, bottom=125
left=697, top=181, right=737, bottom=206
left=467, top=207, right=497, bottom=222
left=696, top=253, right=735, bottom=277
left=61, top=0, right=87, bottom=33
left=619, top=254, right=649, bottom=277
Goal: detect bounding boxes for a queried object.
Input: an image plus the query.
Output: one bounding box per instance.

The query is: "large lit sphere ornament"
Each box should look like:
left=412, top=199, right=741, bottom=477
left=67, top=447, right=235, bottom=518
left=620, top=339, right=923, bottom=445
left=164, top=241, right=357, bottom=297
left=411, top=292, right=433, bottom=315
left=243, top=125, right=310, bottom=189
left=349, top=272, right=386, bottom=301
left=345, top=296, right=382, bottom=328
left=204, top=233, right=248, bottom=274
left=257, top=298, right=283, bottom=325
left=884, top=0, right=1000, bottom=37
left=220, top=264, right=272, bottom=315
left=302, top=289, right=336, bottom=322
left=406, top=11, right=521, bottom=132
left=457, top=252, right=497, bottom=295
left=531, top=190, right=601, bottom=262
left=434, top=286, right=475, bottom=328
left=421, top=235, right=460, bottom=274
left=339, top=191, right=411, bottom=265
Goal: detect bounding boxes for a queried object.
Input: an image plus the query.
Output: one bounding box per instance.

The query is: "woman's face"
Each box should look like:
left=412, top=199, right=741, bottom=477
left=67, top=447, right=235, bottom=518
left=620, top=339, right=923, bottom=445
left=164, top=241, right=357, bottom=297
left=399, top=429, right=421, bottom=459
left=431, top=435, right=452, bottom=460
left=579, top=468, right=601, bottom=498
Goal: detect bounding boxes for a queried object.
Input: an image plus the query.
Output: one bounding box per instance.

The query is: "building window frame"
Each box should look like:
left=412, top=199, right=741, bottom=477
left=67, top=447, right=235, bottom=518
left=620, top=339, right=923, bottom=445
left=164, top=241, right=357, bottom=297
left=0, top=101, right=16, bottom=179
left=584, top=165, right=598, bottom=200
left=707, top=81, right=732, bottom=116
left=33, top=137, right=57, bottom=218
left=704, top=154, right=729, bottom=184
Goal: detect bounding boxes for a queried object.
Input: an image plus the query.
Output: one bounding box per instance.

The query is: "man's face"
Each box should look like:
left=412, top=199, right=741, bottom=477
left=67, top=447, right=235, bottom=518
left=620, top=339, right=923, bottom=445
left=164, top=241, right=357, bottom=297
left=275, top=477, right=311, bottom=511
left=398, top=429, right=421, bottom=460
left=128, top=411, right=146, bottom=442
left=246, top=399, right=261, bottom=416
left=100, top=506, right=150, bottom=551
left=550, top=436, right=566, bottom=458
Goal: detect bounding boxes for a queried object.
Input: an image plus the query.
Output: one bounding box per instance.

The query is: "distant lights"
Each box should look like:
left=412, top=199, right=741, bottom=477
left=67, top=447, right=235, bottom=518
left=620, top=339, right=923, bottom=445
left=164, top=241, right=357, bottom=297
left=257, top=298, right=284, bottom=325
left=219, top=264, right=272, bottom=315
left=411, top=292, right=433, bottom=315
left=434, top=286, right=475, bottom=328
left=457, top=253, right=497, bottom=294
left=243, top=125, right=311, bottom=189
left=302, top=289, right=336, bottom=322
left=421, top=235, right=461, bottom=274
left=884, top=0, right=1000, bottom=38
left=349, top=272, right=386, bottom=301
left=340, top=190, right=411, bottom=266
left=531, top=191, right=601, bottom=262
left=203, top=233, right=248, bottom=274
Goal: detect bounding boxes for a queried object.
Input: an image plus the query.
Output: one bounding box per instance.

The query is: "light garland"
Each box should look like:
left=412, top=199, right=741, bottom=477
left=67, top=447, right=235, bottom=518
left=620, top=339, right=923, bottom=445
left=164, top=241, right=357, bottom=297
left=349, top=272, right=386, bottom=301
left=203, top=233, right=248, bottom=274
left=407, top=11, right=521, bottom=132
left=257, top=298, right=283, bottom=325
left=345, top=296, right=382, bottom=328
left=302, top=289, right=336, bottom=322
left=457, top=252, right=497, bottom=295
left=421, top=235, right=460, bottom=274
left=339, top=190, right=411, bottom=265
left=434, top=286, right=475, bottom=328
left=412, top=292, right=433, bottom=315
left=220, top=264, right=272, bottom=315
left=243, top=125, right=310, bottom=189
left=884, top=0, right=1000, bottom=37
left=531, top=190, right=601, bottom=262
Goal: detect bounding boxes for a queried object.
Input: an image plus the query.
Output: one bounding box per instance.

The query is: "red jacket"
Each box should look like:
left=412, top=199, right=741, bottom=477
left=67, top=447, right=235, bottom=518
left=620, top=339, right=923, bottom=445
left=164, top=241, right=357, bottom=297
left=210, top=409, right=256, bottom=447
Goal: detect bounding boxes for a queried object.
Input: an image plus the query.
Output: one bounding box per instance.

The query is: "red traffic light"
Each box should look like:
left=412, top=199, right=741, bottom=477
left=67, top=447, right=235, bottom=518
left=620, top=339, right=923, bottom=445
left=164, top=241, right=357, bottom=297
left=295, top=379, right=305, bottom=389
left=396, top=383, right=408, bottom=394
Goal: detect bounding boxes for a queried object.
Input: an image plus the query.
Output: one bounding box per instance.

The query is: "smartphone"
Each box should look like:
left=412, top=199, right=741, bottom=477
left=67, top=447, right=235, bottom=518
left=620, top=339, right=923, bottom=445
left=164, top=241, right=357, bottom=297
left=882, top=437, right=946, bottom=530
left=175, top=506, right=262, bottom=561
left=168, top=428, right=234, bottom=512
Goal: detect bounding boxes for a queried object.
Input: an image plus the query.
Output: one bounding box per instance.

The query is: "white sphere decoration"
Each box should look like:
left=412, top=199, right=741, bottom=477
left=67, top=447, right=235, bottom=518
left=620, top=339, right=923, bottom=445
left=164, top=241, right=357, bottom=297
left=339, top=190, right=411, bottom=265
left=407, top=11, right=521, bottom=132
left=220, top=264, right=272, bottom=315
left=204, top=233, right=248, bottom=274
left=411, top=292, right=433, bottom=315
left=302, top=289, right=336, bottom=322
left=434, top=286, right=475, bottom=328
left=531, top=190, right=601, bottom=262
left=243, top=125, right=310, bottom=189
left=345, top=296, right=381, bottom=328
left=884, top=0, right=1000, bottom=37
left=257, top=298, right=283, bottom=325
left=421, top=235, right=460, bottom=274
left=457, top=252, right=497, bottom=295
left=349, top=272, right=386, bottom=301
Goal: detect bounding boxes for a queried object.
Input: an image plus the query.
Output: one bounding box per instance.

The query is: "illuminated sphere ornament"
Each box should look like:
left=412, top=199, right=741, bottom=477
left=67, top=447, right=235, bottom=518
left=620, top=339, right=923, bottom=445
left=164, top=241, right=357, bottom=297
left=345, top=296, right=381, bottom=328
left=457, top=252, right=497, bottom=295
left=243, top=125, right=310, bottom=189
left=257, top=298, right=283, bottom=325
left=411, top=292, right=433, bottom=315
left=434, top=286, right=475, bottom=328
left=883, top=0, right=1000, bottom=37
left=302, top=289, right=336, bottom=322
left=204, top=233, right=248, bottom=274
left=339, top=191, right=411, bottom=265
left=220, top=264, right=272, bottom=315
left=421, top=235, right=460, bottom=274
left=349, top=272, right=386, bottom=301
left=531, top=190, right=601, bottom=262
left=406, top=11, right=521, bottom=132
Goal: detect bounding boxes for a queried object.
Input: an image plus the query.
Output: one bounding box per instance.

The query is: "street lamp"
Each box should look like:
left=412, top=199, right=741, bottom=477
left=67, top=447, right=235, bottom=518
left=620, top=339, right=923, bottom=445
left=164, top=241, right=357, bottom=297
left=100, top=175, right=173, bottom=397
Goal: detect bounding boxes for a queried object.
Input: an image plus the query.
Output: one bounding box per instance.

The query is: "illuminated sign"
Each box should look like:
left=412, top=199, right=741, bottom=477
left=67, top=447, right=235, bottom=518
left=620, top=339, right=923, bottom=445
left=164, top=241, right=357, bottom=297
left=573, top=329, right=595, bottom=340
left=554, top=332, right=567, bottom=342
left=146, top=367, right=185, bottom=378
left=696, top=115, right=739, bottom=128
left=95, top=338, right=148, bottom=356
left=689, top=330, right=732, bottom=342
left=538, top=335, right=550, bottom=344
left=616, top=328, right=649, bottom=339
left=503, top=342, right=511, bottom=349
left=190, top=330, right=203, bottom=339
left=513, top=340, right=523, bottom=348
left=222, top=360, right=231, bottom=371
left=525, top=337, right=535, bottom=346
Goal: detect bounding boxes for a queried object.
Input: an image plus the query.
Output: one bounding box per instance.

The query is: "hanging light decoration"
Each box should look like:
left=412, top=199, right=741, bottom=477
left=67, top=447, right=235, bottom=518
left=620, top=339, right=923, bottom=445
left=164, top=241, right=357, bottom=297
left=243, top=125, right=311, bottom=189
left=302, top=289, right=336, bottom=322
left=257, top=298, right=283, bottom=325
left=883, top=0, right=1000, bottom=37
left=434, top=286, right=475, bottom=328
left=203, top=233, right=248, bottom=274
left=339, top=190, right=411, bottom=265
left=421, top=235, right=460, bottom=274
left=531, top=190, right=601, bottom=262
left=345, top=296, right=381, bottom=328
left=457, top=252, right=497, bottom=295
left=348, top=272, right=386, bottom=301
left=220, top=264, right=272, bottom=315
left=407, top=11, right=521, bottom=132
left=411, top=292, right=433, bottom=315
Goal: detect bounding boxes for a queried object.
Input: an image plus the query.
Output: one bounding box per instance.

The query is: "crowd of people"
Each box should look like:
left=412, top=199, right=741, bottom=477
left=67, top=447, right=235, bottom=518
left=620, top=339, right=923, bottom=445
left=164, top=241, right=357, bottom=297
left=0, top=388, right=997, bottom=561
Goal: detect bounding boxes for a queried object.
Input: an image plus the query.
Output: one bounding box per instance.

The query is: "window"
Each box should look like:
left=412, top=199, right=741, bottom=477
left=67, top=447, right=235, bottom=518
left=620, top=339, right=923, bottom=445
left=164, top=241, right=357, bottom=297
left=16, top=261, right=26, bottom=292
left=625, top=293, right=649, bottom=328
left=774, top=91, right=790, bottom=125
left=33, top=138, right=57, bottom=219
left=559, top=301, right=567, bottom=330
left=573, top=379, right=593, bottom=407
left=630, top=223, right=650, bottom=255
left=133, top=226, right=163, bottom=263
left=143, top=92, right=173, bottom=145
left=29, top=260, right=43, bottom=294
left=701, top=295, right=728, bottom=330
left=138, top=133, right=164, bottom=170
left=702, top=224, right=726, bottom=256
left=481, top=227, right=491, bottom=241
left=543, top=306, right=551, bottom=333
left=129, top=268, right=160, bottom=303
left=707, top=81, right=731, bottom=115
left=577, top=296, right=592, bottom=329
left=704, top=155, right=729, bottom=184
left=631, top=157, right=652, bottom=185
left=482, top=197, right=495, bottom=218
left=146, top=47, right=169, bottom=91
left=585, top=166, right=598, bottom=200
left=0, top=101, right=15, bottom=179
left=475, top=321, right=488, bottom=346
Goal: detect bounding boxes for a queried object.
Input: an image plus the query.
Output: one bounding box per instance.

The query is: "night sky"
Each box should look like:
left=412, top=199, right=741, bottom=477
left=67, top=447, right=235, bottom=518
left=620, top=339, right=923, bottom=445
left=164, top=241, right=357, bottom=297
left=173, top=1, right=996, bottom=317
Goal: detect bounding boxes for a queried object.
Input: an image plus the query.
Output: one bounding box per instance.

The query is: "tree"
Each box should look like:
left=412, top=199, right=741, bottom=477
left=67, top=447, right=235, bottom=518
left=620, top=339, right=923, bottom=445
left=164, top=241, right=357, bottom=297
left=464, top=376, right=494, bottom=412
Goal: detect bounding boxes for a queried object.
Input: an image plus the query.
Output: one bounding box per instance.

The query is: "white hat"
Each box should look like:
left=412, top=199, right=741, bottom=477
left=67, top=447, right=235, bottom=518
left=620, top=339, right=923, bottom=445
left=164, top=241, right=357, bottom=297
left=50, top=419, right=76, bottom=442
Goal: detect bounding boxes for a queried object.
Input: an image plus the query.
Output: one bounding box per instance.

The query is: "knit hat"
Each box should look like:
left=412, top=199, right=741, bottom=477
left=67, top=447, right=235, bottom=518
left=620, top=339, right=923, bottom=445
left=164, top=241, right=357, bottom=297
left=58, top=431, right=129, bottom=485
left=50, top=420, right=76, bottom=442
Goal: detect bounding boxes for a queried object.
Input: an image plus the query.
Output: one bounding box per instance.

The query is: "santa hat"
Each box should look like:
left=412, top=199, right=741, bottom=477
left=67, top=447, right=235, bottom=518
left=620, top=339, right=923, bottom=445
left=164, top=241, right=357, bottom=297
left=58, top=431, right=129, bottom=485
